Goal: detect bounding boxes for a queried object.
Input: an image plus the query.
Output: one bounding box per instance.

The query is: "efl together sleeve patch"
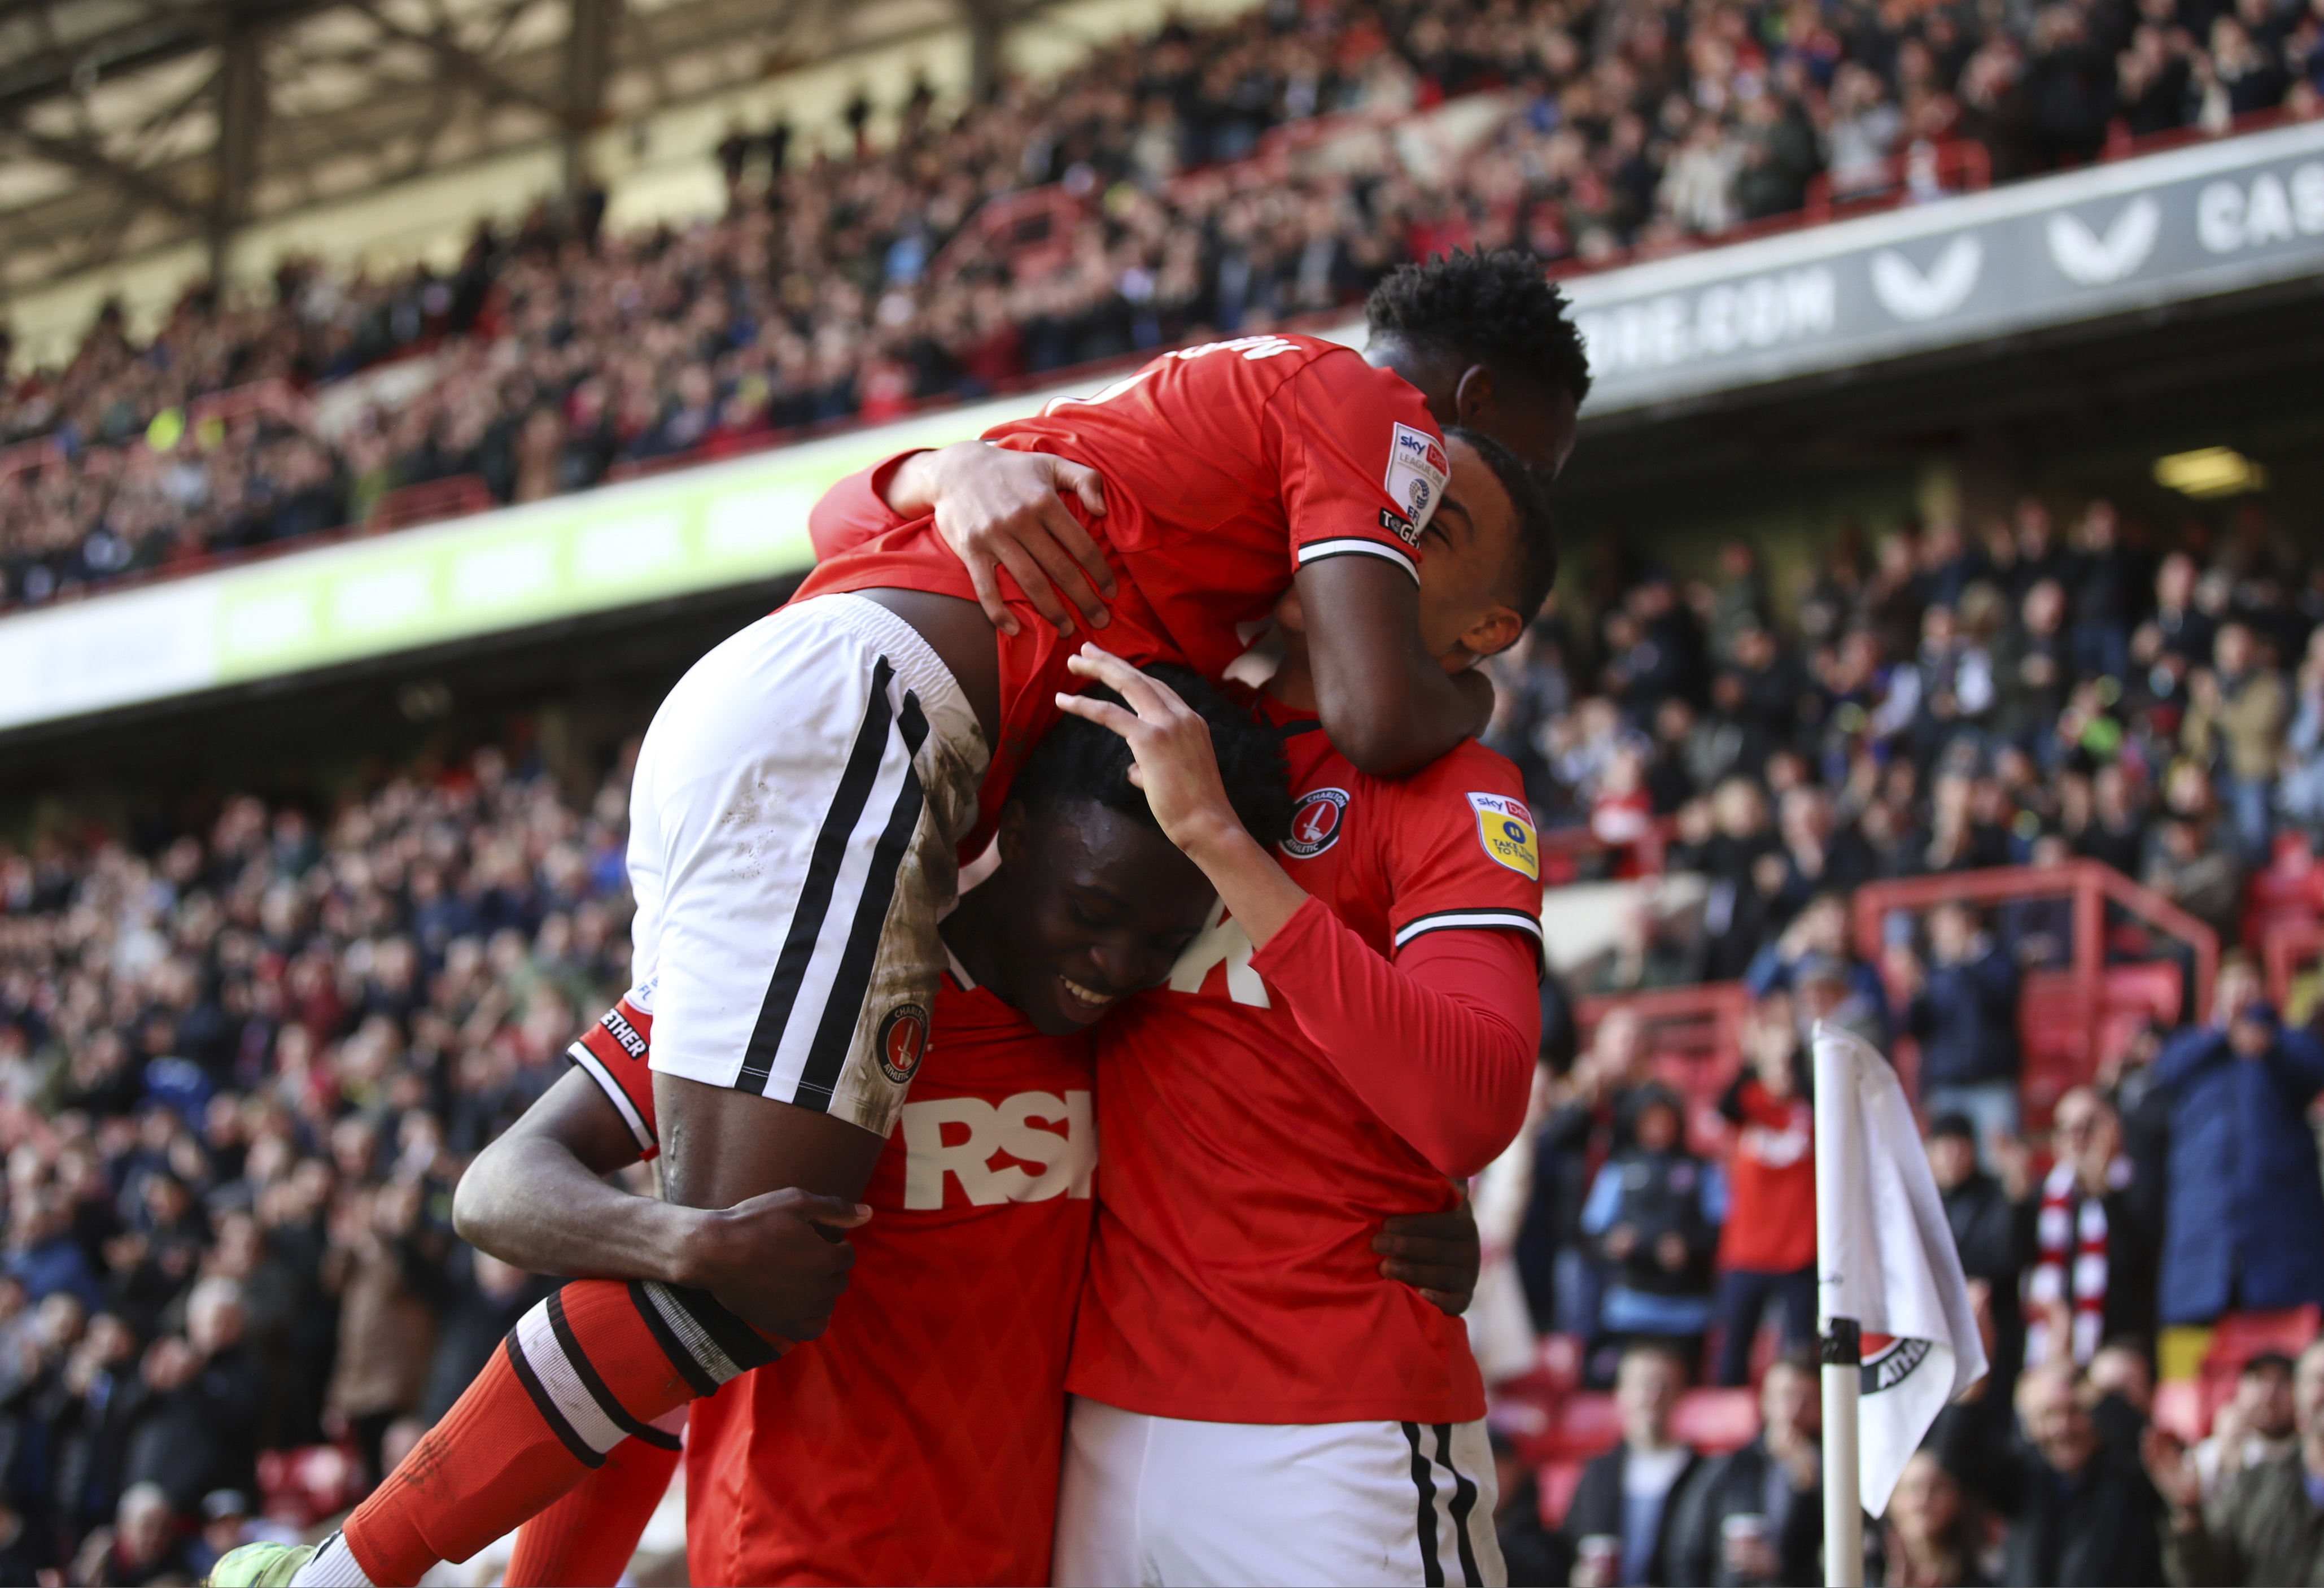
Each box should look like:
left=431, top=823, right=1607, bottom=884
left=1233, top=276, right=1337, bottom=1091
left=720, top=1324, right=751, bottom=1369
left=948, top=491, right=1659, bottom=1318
left=1465, top=792, right=1540, bottom=881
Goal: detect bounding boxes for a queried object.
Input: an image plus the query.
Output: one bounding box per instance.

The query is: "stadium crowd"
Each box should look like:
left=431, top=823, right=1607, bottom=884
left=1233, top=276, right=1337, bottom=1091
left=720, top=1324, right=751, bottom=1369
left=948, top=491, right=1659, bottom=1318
left=6, top=0, right=2323, bottom=607
left=0, top=745, right=636, bottom=1581
left=1477, top=495, right=2324, bottom=1583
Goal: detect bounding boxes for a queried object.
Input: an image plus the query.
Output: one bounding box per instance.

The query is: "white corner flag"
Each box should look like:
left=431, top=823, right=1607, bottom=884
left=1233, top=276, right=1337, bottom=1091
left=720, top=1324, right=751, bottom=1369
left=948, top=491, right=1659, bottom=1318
left=1812, top=1022, right=1988, bottom=1581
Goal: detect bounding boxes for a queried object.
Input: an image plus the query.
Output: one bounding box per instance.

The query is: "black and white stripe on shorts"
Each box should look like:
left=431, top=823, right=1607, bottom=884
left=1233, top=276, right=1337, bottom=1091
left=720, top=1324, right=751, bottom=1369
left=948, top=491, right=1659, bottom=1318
left=1400, top=1421, right=1487, bottom=1588
left=736, top=655, right=931, bottom=1109
left=504, top=1281, right=777, bottom=1467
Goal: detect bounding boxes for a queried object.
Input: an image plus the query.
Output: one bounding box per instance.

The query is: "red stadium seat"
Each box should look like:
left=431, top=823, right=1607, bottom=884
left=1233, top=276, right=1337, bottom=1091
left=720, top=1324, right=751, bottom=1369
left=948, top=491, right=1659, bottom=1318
left=1498, top=1333, right=1584, bottom=1407
left=1672, top=1388, right=1759, bottom=1455
left=1539, top=1392, right=1621, bottom=1462
left=2204, top=1307, right=2322, bottom=1376
left=257, top=1443, right=363, bottom=1527
left=1537, top=1459, right=1588, bottom=1528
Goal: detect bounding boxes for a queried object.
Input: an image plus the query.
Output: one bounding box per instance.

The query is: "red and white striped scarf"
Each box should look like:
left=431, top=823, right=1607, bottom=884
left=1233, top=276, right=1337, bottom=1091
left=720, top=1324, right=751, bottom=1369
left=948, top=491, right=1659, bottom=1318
left=2026, top=1161, right=2108, bottom=1365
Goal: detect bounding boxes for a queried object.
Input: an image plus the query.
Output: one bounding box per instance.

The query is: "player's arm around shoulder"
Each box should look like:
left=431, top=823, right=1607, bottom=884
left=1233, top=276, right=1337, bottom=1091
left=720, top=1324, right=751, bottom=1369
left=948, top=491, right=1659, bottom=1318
left=1268, top=357, right=1496, bottom=776
left=453, top=1066, right=871, bottom=1342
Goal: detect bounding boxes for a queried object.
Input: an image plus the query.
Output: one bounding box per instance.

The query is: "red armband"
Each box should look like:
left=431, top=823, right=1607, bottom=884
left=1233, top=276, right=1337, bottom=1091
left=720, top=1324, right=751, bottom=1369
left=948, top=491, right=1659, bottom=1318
left=565, top=993, right=658, bottom=1161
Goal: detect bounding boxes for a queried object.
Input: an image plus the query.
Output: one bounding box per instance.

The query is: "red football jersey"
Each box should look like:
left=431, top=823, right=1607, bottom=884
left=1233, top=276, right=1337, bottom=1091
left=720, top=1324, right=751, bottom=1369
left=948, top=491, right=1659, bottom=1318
left=1066, top=701, right=1544, bottom=1425
left=567, top=972, right=1094, bottom=1585
left=794, top=334, right=1447, bottom=848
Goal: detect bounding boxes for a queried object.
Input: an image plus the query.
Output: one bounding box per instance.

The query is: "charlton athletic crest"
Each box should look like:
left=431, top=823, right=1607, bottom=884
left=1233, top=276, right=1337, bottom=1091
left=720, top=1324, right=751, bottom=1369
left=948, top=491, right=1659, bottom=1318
left=1281, top=787, right=1350, bottom=858
left=876, top=1003, right=929, bottom=1084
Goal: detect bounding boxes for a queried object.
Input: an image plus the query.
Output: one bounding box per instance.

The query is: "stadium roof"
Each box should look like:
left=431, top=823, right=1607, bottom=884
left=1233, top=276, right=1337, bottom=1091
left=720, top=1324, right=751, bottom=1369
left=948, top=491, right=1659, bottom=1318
left=0, top=0, right=1032, bottom=296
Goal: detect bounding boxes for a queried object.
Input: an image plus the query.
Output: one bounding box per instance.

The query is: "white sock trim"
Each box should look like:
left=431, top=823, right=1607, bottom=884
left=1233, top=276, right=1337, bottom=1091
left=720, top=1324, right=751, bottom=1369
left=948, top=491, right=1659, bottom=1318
left=289, top=1532, right=376, bottom=1588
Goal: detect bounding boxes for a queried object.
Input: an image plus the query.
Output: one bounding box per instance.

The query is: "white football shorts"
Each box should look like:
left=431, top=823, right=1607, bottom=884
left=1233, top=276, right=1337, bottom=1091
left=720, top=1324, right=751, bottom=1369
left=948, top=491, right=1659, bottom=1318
left=1053, top=1396, right=1506, bottom=1587
left=630, top=594, right=987, bottom=1139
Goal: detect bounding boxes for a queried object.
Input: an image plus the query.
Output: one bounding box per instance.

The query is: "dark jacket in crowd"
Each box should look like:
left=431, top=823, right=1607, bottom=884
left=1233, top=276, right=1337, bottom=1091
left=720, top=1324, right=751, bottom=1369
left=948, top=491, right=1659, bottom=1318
left=1515, top=1085, right=1641, bottom=1331
left=1943, top=1167, right=2028, bottom=1398
left=120, top=1344, right=263, bottom=1513
left=1497, top=1467, right=1569, bottom=1588
left=1990, top=1434, right=2166, bottom=1586
left=1561, top=1444, right=1705, bottom=1587
left=2152, top=1016, right=2324, bottom=1324
left=1666, top=1434, right=1821, bottom=1586
left=1906, top=945, right=2022, bottom=1090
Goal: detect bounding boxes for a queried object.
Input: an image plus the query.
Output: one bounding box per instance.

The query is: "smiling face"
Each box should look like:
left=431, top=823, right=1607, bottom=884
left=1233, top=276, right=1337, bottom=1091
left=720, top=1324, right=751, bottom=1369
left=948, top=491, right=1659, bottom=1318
left=986, top=799, right=1218, bottom=1035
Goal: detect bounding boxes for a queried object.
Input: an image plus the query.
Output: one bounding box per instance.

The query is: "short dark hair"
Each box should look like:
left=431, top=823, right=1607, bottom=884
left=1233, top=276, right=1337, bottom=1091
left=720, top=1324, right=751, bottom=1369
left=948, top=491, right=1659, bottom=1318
left=1364, top=248, right=1593, bottom=405
left=1014, top=665, right=1292, bottom=850
left=1445, top=424, right=1558, bottom=623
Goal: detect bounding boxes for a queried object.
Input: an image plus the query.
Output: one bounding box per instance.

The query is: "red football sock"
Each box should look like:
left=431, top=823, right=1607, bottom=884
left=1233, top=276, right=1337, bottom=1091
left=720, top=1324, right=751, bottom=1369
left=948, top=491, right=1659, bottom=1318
left=342, top=1280, right=781, bottom=1587
left=504, top=1420, right=683, bottom=1587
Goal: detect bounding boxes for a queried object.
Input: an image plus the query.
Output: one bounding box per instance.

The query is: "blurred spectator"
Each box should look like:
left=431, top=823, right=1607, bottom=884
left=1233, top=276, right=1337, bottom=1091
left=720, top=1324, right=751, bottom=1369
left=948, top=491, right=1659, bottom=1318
left=1879, top=1449, right=1989, bottom=1588
left=1582, top=1084, right=1727, bottom=1368
left=1517, top=1011, right=1650, bottom=1343
left=2184, top=622, right=2290, bottom=862
left=1928, top=1113, right=2029, bottom=1403
left=2019, top=1087, right=2157, bottom=1368
left=2279, top=630, right=2324, bottom=832
left=1586, top=901, right=1697, bottom=996
left=120, top=1277, right=261, bottom=1514
left=2190, top=1350, right=2296, bottom=1504
left=1668, top=1351, right=1823, bottom=1586
left=417, top=1246, right=550, bottom=1423
left=187, top=1487, right=298, bottom=1581
left=0, top=1495, right=37, bottom=1586
left=2142, top=807, right=2244, bottom=940
left=323, top=1177, right=443, bottom=1485
left=69, top=1481, right=190, bottom=1586
left=1710, top=999, right=1817, bottom=1387
left=2152, top=955, right=2324, bottom=1328
left=7, top=1192, right=104, bottom=1315
left=1743, top=893, right=1890, bottom=1045
left=1890, top=902, right=2022, bottom=1153
left=1493, top=1425, right=1565, bottom=1588
left=2147, top=1338, right=2324, bottom=1586
left=1561, top=1346, right=1704, bottom=1587
left=1980, top=1361, right=2165, bottom=1586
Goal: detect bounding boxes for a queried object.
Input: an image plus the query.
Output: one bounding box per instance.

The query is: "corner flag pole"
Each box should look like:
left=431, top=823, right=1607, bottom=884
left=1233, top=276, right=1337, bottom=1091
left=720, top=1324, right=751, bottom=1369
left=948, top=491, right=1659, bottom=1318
left=1812, top=1024, right=1865, bottom=1588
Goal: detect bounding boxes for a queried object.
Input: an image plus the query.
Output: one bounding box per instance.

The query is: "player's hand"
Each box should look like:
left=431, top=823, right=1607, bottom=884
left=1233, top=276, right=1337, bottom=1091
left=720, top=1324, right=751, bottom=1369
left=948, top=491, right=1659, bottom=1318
left=1375, top=1205, right=1482, bottom=1316
left=910, top=442, right=1115, bottom=636
left=1602, top=1223, right=1637, bottom=1260
left=1057, top=647, right=1240, bottom=856
left=675, top=1188, right=872, bottom=1341
left=1654, top=1231, right=1689, bottom=1272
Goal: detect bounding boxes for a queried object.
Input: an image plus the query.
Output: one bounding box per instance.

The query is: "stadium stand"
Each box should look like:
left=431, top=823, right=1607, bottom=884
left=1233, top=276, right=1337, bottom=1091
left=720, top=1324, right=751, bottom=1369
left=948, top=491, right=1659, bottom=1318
left=3, top=0, right=2320, bottom=609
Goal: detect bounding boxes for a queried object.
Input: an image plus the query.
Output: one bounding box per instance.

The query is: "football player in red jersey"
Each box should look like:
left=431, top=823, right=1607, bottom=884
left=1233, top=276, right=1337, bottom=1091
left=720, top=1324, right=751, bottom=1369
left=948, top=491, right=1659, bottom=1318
left=1045, top=429, right=1558, bottom=1586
